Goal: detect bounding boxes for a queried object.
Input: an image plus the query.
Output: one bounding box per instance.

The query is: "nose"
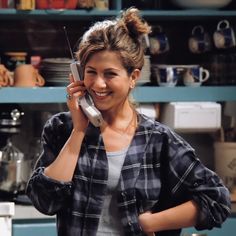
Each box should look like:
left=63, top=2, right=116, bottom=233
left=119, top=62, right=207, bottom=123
left=94, top=74, right=107, bottom=89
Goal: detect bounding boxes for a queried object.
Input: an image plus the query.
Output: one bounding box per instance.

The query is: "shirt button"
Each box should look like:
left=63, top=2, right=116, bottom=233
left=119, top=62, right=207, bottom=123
left=128, top=221, right=132, bottom=226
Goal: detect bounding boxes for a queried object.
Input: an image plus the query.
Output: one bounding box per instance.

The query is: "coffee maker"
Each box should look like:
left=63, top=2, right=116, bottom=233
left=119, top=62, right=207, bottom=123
left=0, top=104, right=31, bottom=203
left=0, top=104, right=24, bottom=148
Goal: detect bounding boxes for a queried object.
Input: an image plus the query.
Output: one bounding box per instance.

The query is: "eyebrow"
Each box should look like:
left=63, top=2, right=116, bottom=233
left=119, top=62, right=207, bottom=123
left=85, top=66, right=120, bottom=72
left=85, top=66, right=96, bottom=70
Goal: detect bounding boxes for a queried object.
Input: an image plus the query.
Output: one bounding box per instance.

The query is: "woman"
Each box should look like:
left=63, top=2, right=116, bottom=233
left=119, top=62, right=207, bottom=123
left=26, top=7, right=231, bottom=236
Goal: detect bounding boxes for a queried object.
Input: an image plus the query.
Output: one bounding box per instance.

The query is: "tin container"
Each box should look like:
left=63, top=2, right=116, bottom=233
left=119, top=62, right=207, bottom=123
left=15, top=0, right=35, bottom=10
left=94, top=0, right=109, bottom=10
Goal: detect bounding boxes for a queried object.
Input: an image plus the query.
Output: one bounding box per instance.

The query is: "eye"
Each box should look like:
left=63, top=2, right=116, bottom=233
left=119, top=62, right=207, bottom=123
left=104, top=71, right=117, bottom=78
left=86, top=70, right=96, bottom=75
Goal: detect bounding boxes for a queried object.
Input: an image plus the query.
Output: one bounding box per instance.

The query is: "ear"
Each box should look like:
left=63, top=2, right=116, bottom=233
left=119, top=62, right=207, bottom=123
left=130, top=69, right=141, bottom=89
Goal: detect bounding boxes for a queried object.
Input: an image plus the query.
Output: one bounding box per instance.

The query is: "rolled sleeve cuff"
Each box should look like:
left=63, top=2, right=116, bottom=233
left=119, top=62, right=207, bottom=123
left=33, top=167, right=73, bottom=197
left=192, top=194, right=231, bottom=230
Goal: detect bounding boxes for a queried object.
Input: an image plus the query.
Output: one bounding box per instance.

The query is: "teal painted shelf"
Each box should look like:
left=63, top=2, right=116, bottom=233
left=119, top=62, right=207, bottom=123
left=133, top=86, right=236, bottom=102
left=0, top=9, right=119, bottom=20
left=0, top=9, right=236, bottom=20
left=0, top=86, right=236, bottom=103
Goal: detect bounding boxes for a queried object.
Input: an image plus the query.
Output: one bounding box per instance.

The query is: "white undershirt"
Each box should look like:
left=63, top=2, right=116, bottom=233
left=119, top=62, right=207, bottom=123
left=96, top=147, right=128, bottom=236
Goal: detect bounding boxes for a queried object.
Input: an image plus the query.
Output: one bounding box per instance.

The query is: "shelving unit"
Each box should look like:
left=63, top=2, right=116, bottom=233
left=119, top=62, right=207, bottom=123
left=1, top=2, right=236, bottom=236
left=0, top=5, right=236, bottom=104
left=0, top=86, right=236, bottom=103
left=0, top=9, right=236, bottom=20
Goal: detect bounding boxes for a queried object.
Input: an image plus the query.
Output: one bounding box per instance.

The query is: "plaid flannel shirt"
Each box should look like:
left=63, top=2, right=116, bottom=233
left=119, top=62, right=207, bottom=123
left=26, top=112, right=231, bottom=236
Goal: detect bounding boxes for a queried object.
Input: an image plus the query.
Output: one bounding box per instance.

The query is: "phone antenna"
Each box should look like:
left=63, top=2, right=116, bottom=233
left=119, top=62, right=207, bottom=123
left=63, top=26, right=74, bottom=60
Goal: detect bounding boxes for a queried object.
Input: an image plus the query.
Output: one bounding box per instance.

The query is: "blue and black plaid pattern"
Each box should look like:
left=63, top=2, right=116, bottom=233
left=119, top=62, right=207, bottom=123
left=26, top=112, right=231, bottom=236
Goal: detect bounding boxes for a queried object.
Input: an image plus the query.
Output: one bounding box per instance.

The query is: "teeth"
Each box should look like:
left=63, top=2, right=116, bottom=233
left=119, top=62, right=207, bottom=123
left=95, top=91, right=108, bottom=97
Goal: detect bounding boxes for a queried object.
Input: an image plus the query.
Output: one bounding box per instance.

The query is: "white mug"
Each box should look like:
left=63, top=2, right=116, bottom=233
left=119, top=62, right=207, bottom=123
left=183, top=66, right=210, bottom=87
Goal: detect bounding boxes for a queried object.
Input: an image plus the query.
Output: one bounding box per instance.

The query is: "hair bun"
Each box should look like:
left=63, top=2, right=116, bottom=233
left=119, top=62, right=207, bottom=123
left=120, top=7, right=151, bottom=39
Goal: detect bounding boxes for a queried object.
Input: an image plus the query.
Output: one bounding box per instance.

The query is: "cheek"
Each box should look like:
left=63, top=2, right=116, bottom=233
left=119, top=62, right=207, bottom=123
left=83, top=76, right=92, bottom=88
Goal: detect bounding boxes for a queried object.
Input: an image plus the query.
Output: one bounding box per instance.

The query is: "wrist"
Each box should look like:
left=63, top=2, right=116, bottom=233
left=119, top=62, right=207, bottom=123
left=139, top=212, right=155, bottom=233
left=71, top=128, right=86, bottom=137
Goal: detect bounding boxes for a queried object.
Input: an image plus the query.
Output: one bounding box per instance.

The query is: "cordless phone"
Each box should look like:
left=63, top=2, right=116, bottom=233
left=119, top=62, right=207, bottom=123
left=64, top=27, right=103, bottom=127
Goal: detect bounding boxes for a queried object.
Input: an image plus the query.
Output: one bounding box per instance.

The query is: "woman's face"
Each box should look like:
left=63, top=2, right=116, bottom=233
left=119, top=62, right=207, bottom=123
left=84, top=50, right=139, bottom=112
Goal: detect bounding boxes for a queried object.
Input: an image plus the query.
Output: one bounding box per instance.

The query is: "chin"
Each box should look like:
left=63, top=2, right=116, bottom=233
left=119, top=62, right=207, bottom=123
left=94, top=103, right=109, bottom=112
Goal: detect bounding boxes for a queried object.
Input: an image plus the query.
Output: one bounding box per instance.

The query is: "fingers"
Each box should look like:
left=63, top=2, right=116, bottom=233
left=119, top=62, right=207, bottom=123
left=69, top=73, right=75, bottom=83
left=66, top=74, right=86, bottom=101
left=147, top=233, right=155, bottom=236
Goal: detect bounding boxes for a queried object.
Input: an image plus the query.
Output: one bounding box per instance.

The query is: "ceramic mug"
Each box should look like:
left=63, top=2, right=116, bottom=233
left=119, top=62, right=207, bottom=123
left=149, top=25, right=170, bottom=55
left=154, top=65, right=180, bottom=87
left=14, top=64, right=45, bottom=87
left=213, top=20, right=236, bottom=49
left=188, top=25, right=211, bottom=53
left=0, top=75, right=9, bottom=87
left=0, top=64, right=13, bottom=87
left=183, top=65, right=210, bottom=87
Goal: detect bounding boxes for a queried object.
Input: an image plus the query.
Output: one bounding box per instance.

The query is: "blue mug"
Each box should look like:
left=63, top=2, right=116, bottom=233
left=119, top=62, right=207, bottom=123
left=188, top=25, right=211, bottom=54
left=154, top=65, right=179, bottom=87
left=149, top=26, right=169, bottom=55
left=213, top=20, right=236, bottom=49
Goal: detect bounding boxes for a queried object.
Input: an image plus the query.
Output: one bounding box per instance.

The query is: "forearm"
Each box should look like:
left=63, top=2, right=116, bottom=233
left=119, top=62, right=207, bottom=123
left=139, top=200, right=199, bottom=233
left=44, top=129, right=85, bottom=182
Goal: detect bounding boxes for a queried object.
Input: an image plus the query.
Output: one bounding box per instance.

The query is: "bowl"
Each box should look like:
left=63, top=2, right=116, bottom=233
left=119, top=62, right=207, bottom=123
left=171, top=0, right=232, bottom=9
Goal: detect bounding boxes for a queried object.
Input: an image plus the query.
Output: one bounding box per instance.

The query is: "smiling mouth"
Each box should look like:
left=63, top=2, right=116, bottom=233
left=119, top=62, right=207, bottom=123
left=94, top=91, right=111, bottom=97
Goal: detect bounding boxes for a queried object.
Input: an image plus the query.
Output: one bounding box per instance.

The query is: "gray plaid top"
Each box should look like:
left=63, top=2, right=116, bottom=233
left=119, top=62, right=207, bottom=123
left=26, top=112, right=231, bottom=236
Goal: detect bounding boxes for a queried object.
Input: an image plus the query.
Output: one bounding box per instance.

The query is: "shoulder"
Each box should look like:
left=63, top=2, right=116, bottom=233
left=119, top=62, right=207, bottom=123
left=45, top=111, right=72, bottom=127
left=138, top=113, right=194, bottom=151
left=138, top=112, right=175, bottom=135
left=43, top=111, right=72, bottom=138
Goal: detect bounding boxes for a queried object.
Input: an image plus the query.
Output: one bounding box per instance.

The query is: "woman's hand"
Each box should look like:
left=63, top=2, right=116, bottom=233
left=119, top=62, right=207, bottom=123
left=66, top=74, right=89, bottom=132
left=138, top=201, right=199, bottom=235
left=139, top=211, right=155, bottom=236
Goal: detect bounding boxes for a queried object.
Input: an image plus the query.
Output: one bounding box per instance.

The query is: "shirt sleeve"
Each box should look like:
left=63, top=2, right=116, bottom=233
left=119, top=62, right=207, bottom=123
left=26, top=112, right=74, bottom=215
left=162, top=127, right=231, bottom=230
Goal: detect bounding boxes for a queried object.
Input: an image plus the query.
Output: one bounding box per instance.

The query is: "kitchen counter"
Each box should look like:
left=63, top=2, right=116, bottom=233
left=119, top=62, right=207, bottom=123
left=11, top=203, right=236, bottom=236
left=14, top=203, right=236, bottom=219
left=14, top=204, right=55, bottom=219
left=12, top=204, right=56, bottom=236
left=231, top=202, right=236, bottom=216
left=0, top=202, right=15, bottom=236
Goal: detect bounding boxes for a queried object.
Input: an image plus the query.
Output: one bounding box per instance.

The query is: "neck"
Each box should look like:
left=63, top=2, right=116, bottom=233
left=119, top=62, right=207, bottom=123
left=102, top=100, right=133, bottom=123
left=101, top=106, right=137, bottom=135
